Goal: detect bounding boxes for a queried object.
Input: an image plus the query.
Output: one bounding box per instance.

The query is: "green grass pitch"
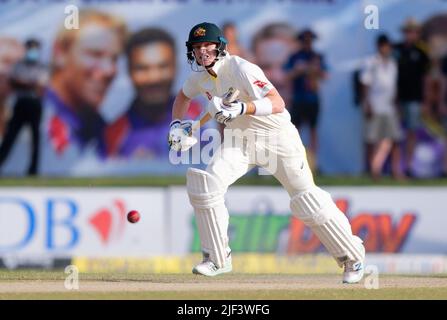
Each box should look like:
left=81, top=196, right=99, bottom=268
left=0, top=270, right=446, bottom=300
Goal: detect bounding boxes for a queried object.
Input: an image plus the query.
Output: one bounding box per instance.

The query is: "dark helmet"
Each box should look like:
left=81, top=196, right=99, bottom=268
left=186, top=22, right=227, bottom=64
left=297, top=28, right=317, bottom=41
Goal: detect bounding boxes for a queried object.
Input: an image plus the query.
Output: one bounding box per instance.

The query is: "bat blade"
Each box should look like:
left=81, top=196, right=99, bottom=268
left=222, top=87, right=240, bottom=106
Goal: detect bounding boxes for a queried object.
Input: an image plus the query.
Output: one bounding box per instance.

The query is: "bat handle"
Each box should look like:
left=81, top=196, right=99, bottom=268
left=191, top=88, right=239, bottom=132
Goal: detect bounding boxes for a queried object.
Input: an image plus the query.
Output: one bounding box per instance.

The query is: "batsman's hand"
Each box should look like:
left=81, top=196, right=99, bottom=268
left=168, top=119, right=197, bottom=152
left=208, top=96, right=247, bottom=124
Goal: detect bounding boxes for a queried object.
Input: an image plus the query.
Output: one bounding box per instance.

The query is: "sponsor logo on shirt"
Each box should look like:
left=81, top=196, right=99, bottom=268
left=253, top=80, right=268, bottom=89
left=205, top=91, right=212, bottom=100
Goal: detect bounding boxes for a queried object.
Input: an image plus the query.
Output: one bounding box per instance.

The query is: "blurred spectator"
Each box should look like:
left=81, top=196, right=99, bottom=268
left=251, top=23, right=296, bottom=103
left=0, top=37, right=24, bottom=136
left=422, top=14, right=447, bottom=67
left=105, top=28, right=178, bottom=159
left=394, top=17, right=430, bottom=176
left=284, top=29, right=328, bottom=172
left=441, top=52, right=447, bottom=177
left=422, top=58, right=446, bottom=176
left=41, top=9, right=127, bottom=174
left=0, top=39, right=47, bottom=175
left=422, top=14, right=447, bottom=177
left=361, top=34, right=404, bottom=180
left=222, top=22, right=251, bottom=60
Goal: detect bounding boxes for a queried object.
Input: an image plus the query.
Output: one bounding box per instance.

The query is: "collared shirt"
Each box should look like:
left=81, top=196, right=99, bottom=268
left=39, top=88, right=107, bottom=176
left=45, top=88, right=107, bottom=155
left=361, top=54, right=398, bottom=115
left=182, top=54, right=291, bottom=133
left=105, top=97, right=174, bottom=159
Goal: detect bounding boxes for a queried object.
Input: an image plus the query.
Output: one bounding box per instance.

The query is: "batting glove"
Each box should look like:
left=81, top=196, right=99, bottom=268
left=168, top=119, right=195, bottom=151
left=208, top=96, right=247, bottom=124
left=168, top=120, right=182, bottom=151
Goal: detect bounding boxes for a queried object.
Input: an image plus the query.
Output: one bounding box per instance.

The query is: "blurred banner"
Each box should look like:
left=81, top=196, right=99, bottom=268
left=1, top=186, right=446, bottom=261
left=174, top=186, right=447, bottom=255
left=0, top=0, right=446, bottom=176
left=0, top=188, right=166, bottom=258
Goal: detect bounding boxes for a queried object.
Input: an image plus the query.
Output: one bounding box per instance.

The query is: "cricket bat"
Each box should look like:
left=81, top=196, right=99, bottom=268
left=191, top=87, right=240, bottom=132
left=178, top=87, right=240, bottom=152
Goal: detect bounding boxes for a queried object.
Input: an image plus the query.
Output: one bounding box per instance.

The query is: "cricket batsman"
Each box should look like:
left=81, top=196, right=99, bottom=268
left=168, top=22, right=365, bottom=283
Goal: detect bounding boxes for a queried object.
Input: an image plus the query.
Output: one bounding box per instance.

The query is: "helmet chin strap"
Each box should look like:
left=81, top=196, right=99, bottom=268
left=197, top=50, right=218, bottom=78
left=205, top=65, right=217, bottom=78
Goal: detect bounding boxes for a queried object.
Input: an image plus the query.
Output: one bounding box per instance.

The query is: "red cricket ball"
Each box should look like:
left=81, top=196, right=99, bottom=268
left=127, top=210, right=140, bottom=223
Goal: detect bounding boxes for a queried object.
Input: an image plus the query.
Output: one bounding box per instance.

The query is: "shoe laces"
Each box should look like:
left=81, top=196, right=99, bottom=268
left=344, top=260, right=362, bottom=273
left=199, top=253, right=218, bottom=271
left=200, top=251, right=232, bottom=268
left=200, top=260, right=218, bottom=272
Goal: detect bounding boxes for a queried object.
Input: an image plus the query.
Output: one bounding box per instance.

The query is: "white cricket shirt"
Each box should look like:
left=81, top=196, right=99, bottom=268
left=182, top=54, right=291, bottom=133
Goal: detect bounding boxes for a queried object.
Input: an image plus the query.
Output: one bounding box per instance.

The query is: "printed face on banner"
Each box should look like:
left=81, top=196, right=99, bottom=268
left=56, top=23, right=123, bottom=110
left=129, top=42, right=176, bottom=106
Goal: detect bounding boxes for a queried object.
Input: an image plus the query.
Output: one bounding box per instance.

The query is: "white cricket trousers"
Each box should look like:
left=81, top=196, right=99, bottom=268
left=196, top=122, right=364, bottom=267
left=206, top=123, right=315, bottom=195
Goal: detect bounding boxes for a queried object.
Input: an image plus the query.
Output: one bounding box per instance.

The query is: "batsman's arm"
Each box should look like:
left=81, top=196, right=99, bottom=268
left=235, top=59, right=285, bottom=116
left=172, top=89, right=213, bottom=131
left=243, top=88, right=285, bottom=115
left=172, top=89, right=192, bottom=121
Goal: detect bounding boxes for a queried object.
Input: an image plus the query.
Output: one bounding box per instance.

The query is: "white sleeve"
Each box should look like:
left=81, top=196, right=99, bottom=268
left=182, top=73, right=201, bottom=99
left=235, top=60, right=275, bottom=99
left=360, top=58, right=373, bottom=86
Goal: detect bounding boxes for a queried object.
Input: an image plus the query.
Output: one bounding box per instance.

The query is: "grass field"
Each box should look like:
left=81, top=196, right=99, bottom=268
left=0, top=175, right=447, bottom=187
left=0, top=270, right=446, bottom=300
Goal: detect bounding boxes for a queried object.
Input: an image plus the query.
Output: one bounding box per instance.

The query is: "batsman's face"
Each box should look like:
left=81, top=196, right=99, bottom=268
left=61, top=23, right=122, bottom=110
left=129, top=42, right=175, bottom=105
left=192, top=42, right=217, bottom=67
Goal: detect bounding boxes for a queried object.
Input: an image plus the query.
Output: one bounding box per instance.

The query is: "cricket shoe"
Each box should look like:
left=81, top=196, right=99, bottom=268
left=192, top=253, right=232, bottom=277
left=342, top=242, right=366, bottom=284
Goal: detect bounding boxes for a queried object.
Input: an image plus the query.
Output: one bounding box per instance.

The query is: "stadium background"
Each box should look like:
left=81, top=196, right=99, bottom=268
left=0, top=0, right=446, bottom=282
